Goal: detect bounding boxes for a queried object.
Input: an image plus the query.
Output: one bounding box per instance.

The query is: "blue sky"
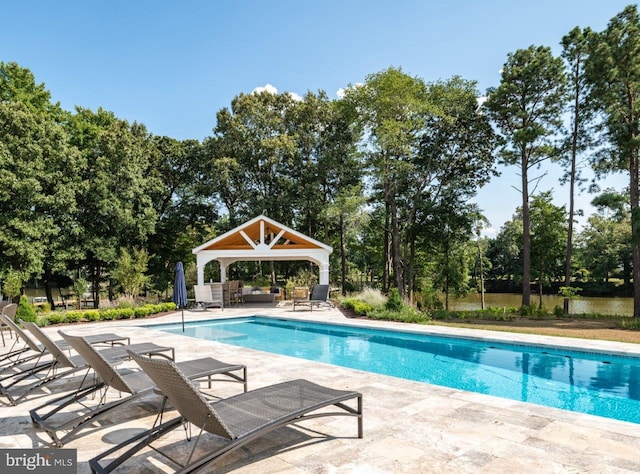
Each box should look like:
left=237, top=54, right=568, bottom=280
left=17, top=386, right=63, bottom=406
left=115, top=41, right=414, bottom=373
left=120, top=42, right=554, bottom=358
left=1, top=0, right=633, bottom=234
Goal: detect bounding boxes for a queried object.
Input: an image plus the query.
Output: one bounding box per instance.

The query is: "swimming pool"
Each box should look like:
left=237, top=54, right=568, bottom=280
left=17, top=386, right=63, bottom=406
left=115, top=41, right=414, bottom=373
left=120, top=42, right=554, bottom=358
left=150, top=316, right=640, bottom=424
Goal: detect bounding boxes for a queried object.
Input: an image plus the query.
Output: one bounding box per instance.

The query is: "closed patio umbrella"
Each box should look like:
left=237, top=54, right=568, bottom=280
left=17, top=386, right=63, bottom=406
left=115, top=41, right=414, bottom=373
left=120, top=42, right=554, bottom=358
left=173, top=261, right=188, bottom=332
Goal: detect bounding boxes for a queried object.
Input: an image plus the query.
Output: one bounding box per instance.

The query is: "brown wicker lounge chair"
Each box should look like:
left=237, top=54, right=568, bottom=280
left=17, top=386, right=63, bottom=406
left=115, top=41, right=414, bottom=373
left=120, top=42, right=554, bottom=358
left=0, top=312, right=48, bottom=370
left=0, top=303, right=16, bottom=345
left=0, top=314, right=129, bottom=376
left=89, top=350, right=362, bottom=473
left=0, top=320, right=171, bottom=406
left=293, top=284, right=331, bottom=311
left=30, top=331, right=247, bottom=447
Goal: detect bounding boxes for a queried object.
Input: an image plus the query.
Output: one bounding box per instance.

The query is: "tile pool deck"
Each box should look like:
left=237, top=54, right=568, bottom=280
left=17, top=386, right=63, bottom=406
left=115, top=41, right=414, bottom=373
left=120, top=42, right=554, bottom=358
left=2, top=302, right=640, bottom=473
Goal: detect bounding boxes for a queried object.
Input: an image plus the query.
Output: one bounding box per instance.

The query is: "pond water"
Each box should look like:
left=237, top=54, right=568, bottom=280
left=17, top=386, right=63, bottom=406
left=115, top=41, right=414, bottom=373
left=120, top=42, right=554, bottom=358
left=449, top=293, right=633, bottom=316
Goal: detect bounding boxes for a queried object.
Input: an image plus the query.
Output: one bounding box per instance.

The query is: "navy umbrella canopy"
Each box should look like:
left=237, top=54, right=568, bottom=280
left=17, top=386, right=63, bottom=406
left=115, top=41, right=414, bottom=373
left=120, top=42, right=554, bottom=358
left=173, top=262, right=188, bottom=308
left=173, top=262, right=188, bottom=331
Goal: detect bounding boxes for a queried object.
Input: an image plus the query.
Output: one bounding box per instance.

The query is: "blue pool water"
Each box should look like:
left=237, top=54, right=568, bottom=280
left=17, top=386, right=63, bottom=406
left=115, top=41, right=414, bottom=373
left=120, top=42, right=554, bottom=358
left=150, top=317, right=640, bottom=424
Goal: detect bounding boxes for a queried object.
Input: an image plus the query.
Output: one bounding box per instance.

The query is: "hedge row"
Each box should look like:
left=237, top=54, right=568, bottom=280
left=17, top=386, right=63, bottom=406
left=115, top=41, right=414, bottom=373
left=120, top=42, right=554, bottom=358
left=36, top=302, right=177, bottom=326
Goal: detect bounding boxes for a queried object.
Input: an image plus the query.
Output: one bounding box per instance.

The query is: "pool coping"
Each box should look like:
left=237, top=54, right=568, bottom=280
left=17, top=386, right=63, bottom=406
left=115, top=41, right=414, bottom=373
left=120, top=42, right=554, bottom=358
left=140, top=311, right=640, bottom=359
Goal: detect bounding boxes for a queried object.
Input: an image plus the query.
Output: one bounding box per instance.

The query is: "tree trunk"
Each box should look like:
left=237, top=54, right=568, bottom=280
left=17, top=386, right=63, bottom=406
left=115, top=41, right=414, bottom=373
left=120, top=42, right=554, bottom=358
left=340, top=214, right=347, bottom=296
left=92, top=264, right=101, bottom=308
left=521, top=154, right=531, bottom=307
left=564, top=80, right=579, bottom=315
left=43, top=266, right=54, bottom=309
left=477, top=236, right=485, bottom=310
left=631, top=150, right=640, bottom=318
left=539, top=273, right=543, bottom=309
left=407, top=237, right=416, bottom=304
left=390, top=198, right=403, bottom=296
left=444, top=241, right=450, bottom=311
left=382, top=200, right=390, bottom=294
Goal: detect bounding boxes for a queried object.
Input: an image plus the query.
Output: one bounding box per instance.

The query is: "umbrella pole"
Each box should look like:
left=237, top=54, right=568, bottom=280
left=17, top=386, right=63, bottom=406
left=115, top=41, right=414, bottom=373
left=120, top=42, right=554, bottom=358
left=181, top=307, right=185, bottom=332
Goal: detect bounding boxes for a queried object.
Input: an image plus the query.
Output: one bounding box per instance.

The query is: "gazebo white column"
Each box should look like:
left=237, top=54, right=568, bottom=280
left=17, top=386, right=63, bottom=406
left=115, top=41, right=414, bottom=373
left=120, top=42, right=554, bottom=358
left=196, top=263, right=205, bottom=286
left=319, top=262, right=330, bottom=285
left=219, top=263, right=227, bottom=283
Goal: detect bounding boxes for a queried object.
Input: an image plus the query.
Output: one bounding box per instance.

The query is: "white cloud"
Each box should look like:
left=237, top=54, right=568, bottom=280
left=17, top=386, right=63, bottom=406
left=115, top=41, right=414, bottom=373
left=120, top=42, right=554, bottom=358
left=337, top=83, right=363, bottom=99
left=252, top=83, right=278, bottom=94
left=251, top=85, right=302, bottom=102
left=476, top=96, right=488, bottom=107
left=481, top=226, right=497, bottom=238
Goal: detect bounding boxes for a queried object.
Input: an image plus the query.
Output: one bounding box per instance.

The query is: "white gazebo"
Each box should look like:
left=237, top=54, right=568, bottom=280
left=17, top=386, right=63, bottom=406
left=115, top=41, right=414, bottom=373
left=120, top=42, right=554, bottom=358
left=192, top=215, right=333, bottom=285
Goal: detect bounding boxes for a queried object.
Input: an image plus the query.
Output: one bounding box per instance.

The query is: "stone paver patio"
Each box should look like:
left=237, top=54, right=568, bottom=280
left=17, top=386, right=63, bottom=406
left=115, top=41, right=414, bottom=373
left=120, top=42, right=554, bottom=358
left=1, top=302, right=640, bottom=473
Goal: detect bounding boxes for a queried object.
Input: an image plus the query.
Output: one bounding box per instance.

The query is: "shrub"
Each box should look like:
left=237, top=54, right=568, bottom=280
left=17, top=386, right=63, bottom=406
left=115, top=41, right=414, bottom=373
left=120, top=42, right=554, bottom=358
left=36, top=302, right=52, bottom=313
left=115, top=308, right=135, bottom=320
left=100, top=309, right=119, bottom=321
left=358, top=287, right=387, bottom=307
left=368, top=306, right=430, bottom=324
left=45, top=313, right=65, bottom=325
left=339, top=298, right=357, bottom=311
left=116, top=298, right=135, bottom=309
left=16, top=295, right=37, bottom=323
left=553, top=305, right=564, bottom=317
left=65, top=311, right=82, bottom=323
left=134, top=306, right=151, bottom=318
left=620, top=318, right=640, bottom=330
left=83, top=310, right=100, bottom=321
left=385, top=288, right=403, bottom=312
left=352, top=301, right=373, bottom=316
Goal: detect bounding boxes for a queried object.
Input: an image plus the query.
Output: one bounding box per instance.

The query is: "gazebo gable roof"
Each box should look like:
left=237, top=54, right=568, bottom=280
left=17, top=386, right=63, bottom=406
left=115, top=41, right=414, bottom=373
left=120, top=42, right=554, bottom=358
left=192, top=215, right=332, bottom=253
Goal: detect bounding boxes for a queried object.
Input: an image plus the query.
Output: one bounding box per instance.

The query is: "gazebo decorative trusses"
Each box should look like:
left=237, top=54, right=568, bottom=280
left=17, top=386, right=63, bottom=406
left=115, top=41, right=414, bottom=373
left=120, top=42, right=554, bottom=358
left=192, top=215, right=333, bottom=285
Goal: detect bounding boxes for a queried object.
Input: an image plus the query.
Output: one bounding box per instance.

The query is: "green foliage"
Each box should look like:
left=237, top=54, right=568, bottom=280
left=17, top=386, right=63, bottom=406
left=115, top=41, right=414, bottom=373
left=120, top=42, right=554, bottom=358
left=620, top=318, right=640, bottom=330
left=486, top=45, right=566, bottom=306
left=65, top=311, right=82, bottom=323
left=134, top=306, right=152, bottom=318
left=99, top=309, right=119, bottom=321
left=553, top=305, right=564, bottom=317
left=115, top=308, right=135, bottom=320
left=43, top=313, right=65, bottom=325
left=352, top=301, right=373, bottom=315
left=249, top=275, right=271, bottom=287
left=367, top=306, right=431, bottom=324
left=285, top=270, right=318, bottom=298
left=112, top=248, right=149, bottom=299
left=559, top=286, right=582, bottom=298
left=16, top=295, right=36, bottom=322
left=530, top=193, right=568, bottom=284
left=35, top=303, right=171, bottom=324
left=72, top=278, right=89, bottom=309
left=339, top=298, right=357, bottom=311
left=83, top=310, right=100, bottom=321
left=415, top=288, right=443, bottom=311
left=2, top=270, right=22, bottom=299
left=339, top=287, right=389, bottom=316
left=357, top=287, right=387, bottom=306
left=429, top=307, right=518, bottom=321
left=116, top=299, right=135, bottom=309
left=385, top=288, right=403, bottom=311
left=6, top=54, right=640, bottom=312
